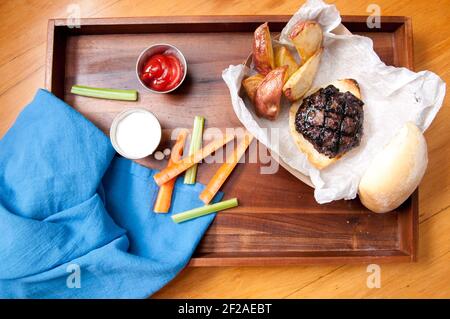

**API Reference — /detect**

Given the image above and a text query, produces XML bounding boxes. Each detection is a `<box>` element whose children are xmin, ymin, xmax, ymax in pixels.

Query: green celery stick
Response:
<box><xmin>172</xmin><ymin>198</ymin><xmax>238</xmax><ymax>223</ymax></box>
<box><xmin>71</xmin><ymin>85</ymin><xmax>138</xmax><ymax>101</ymax></box>
<box><xmin>184</xmin><ymin>116</ymin><xmax>205</xmax><ymax>184</ymax></box>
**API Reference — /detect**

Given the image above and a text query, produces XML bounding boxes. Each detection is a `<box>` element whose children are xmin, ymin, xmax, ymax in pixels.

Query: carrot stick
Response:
<box><xmin>153</xmin><ymin>133</ymin><xmax>235</xmax><ymax>186</ymax></box>
<box><xmin>153</xmin><ymin>130</ymin><xmax>188</xmax><ymax>213</ymax></box>
<box><xmin>199</xmin><ymin>133</ymin><xmax>253</xmax><ymax>204</ymax></box>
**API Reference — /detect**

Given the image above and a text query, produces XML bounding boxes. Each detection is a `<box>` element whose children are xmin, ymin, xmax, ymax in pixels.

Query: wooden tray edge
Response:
<box><xmin>189</xmin><ymin>253</ymin><xmax>412</xmax><ymax>267</ymax></box>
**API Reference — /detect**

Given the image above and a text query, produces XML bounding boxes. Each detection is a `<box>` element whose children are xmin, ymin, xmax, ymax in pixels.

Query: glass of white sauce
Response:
<box><xmin>110</xmin><ymin>108</ymin><xmax>162</xmax><ymax>159</ymax></box>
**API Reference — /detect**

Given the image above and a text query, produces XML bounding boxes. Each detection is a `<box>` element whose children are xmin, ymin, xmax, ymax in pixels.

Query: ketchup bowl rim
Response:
<box><xmin>136</xmin><ymin>43</ymin><xmax>187</xmax><ymax>94</ymax></box>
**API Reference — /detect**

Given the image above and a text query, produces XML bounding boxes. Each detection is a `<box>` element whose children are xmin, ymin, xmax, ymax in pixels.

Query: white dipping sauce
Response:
<box><xmin>111</xmin><ymin>109</ymin><xmax>161</xmax><ymax>159</ymax></box>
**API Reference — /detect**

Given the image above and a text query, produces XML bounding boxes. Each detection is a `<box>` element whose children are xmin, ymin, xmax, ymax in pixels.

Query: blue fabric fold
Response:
<box><xmin>0</xmin><ymin>89</ymin><xmax>221</xmax><ymax>298</ymax></box>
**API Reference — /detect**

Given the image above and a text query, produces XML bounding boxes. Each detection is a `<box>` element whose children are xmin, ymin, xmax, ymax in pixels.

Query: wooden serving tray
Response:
<box><xmin>45</xmin><ymin>15</ymin><xmax>416</xmax><ymax>266</ymax></box>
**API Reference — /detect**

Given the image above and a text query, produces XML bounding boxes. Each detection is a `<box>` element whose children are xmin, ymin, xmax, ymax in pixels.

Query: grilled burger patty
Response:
<box><xmin>294</xmin><ymin>84</ymin><xmax>364</xmax><ymax>158</ymax></box>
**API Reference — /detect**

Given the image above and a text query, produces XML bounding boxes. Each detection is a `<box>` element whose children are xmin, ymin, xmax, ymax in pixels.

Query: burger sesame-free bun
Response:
<box><xmin>288</xmin><ymin>79</ymin><xmax>361</xmax><ymax>170</ymax></box>
<box><xmin>358</xmin><ymin>122</ymin><xmax>428</xmax><ymax>213</ymax></box>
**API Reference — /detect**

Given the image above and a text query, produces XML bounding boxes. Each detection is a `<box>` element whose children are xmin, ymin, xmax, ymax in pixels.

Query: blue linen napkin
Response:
<box><xmin>0</xmin><ymin>89</ymin><xmax>221</xmax><ymax>298</ymax></box>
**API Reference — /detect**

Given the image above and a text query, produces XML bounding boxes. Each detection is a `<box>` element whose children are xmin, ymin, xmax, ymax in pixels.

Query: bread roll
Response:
<box><xmin>358</xmin><ymin>122</ymin><xmax>428</xmax><ymax>213</ymax></box>
<box><xmin>289</xmin><ymin>79</ymin><xmax>361</xmax><ymax>169</ymax></box>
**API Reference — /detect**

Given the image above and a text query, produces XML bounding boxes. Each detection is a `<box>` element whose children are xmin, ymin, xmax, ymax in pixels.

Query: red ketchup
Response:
<box><xmin>141</xmin><ymin>52</ymin><xmax>184</xmax><ymax>92</ymax></box>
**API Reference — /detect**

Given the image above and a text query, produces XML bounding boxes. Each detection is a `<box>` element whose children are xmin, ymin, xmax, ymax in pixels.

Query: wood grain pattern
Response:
<box><xmin>0</xmin><ymin>0</ymin><xmax>448</xmax><ymax>299</ymax></box>
<box><xmin>45</xmin><ymin>16</ymin><xmax>417</xmax><ymax>266</ymax></box>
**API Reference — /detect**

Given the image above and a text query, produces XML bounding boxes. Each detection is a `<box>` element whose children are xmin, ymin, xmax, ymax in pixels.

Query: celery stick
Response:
<box><xmin>71</xmin><ymin>85</ymin><xmax>138</xmax><ymax>101</ymax></box>
<box><xmin>172</xmin><ymin>198</ymin><xmax>238</xmax><ymax>223</ymax></box>
<box><xmin>184</xmin><ymin>116</ymin><xmax>205</xmax><ymax>184</ymax></box>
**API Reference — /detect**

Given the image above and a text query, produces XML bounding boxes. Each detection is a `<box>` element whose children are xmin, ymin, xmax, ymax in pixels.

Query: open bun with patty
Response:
<box><xmin>289</xmin><ymin>79</ymin><xmax>362</xmax><ymax>169</ymax></box>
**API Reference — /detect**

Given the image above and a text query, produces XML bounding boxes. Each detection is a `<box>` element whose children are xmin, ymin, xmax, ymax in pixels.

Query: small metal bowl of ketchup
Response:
<box><xmin>136</xmin><ymin>43</ymin><xmax>187</xmax><ymax>93</ymax></box>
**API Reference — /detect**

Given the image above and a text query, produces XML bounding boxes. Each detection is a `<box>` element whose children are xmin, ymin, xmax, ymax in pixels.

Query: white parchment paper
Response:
<box><xmin>222</xmin><ymin>0</ymin><xmax>446</xmax><ymax>204</ymax></box>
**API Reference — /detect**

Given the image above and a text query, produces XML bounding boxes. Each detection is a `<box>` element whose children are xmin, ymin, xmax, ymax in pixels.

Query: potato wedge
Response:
<box><xmin>283</xmin><ymin>48</ymin><xmax>322</xmax><ymax>101</ymax></box>
<box><xmin>242</xmin><ymin>74</ymin><xmax>265</xmax><ymax>103</ymax></box>
<box><xmin>254</xmin><ymin>66</ymin><xmax>287</xmax><ymax>120</ymax></box>
<box><xmin>253</xmin><ymin>22</ymin><xmax>275</xmax><ymax>75</ymax></box>
<box><xmin>274</xmin><ymin>46</ymin><xmax>300</xmax><ymax>80</ymax></box>
<box><xmin>289</xmin><ymin>21</ymin><xmax>323</xmax><ymax>65</ymax></box>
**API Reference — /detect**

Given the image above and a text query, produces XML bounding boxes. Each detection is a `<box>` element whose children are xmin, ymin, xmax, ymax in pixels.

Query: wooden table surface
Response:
<box><xmin>0</xmin><ymin>0</ymin><xmax>448</xmax><ymax>298</ymax></box>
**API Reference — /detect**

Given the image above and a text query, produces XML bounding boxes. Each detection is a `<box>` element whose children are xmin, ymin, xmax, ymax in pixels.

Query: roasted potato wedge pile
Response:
<box><xmin>243</xmin><ymin>21</ymin><xmax>323</xmax><ymax>120</ymax></box>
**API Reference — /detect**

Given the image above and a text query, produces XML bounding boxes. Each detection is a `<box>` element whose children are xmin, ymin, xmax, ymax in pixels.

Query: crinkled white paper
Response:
<box><xmin>222</xmin><ymin>0</ymin><xmax>446</xmax><ymax>204</ymax></box>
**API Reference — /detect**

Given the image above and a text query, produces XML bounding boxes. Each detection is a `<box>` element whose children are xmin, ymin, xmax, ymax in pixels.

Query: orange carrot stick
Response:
<box><xmin>153</xmin><ymin>130</ymin><xmax>188</xmax><ymax>213</ymax></box>
<box><xmin>199</xmin><ymin>132</ymin><xmax>253</xmax><ymax>204</ymax></box>
<box><xmin>153</xmin><ymin>133</ymin><xmax>235</xmax><ymax>186</ymax></box>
